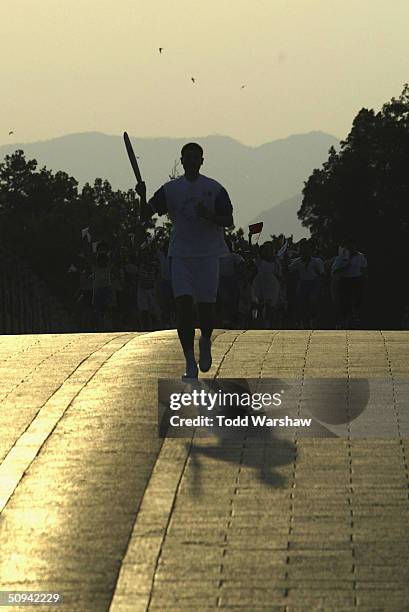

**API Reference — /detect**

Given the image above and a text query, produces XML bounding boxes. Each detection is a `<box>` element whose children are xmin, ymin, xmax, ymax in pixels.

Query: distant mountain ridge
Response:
<box><xmin>249</xmin><ymin>193</ymin><xmax>309</xmax><ymax>242</ymax></box>
<box><xmin>0</xmin><ymin>131</ymin><xmax>338</xmax><ymax>233</ymax></box>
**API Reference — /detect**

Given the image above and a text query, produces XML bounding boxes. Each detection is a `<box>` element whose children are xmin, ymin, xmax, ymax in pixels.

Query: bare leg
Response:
<box><xmin>197</xmin><ymin>302</ymin><xmax>214</xmax><ymax>339</ymax></box>
<box><xmin>197</xmin><ymin>302</ymin><xmax>214</xmax><ymax>372</ymax></box>
<box><xmin>176</xmin><ymin>294</ymin><xmax>195</xmax><ymax>350</ymax></box>
<box><xmin>176</xmin><ymin>295</ymin><xmax>197</xmax><ymax>377</ymax></box>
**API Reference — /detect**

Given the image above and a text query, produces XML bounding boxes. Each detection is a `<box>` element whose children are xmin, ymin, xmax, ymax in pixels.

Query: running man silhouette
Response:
<box><xmin>135</xmin><ymin>142</ymin><xmax>234</xmax><ymax>378</ymax></box>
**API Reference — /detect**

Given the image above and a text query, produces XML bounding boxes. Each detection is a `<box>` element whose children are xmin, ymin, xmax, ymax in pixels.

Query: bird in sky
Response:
<box><xmin>159</xmin><ymin>47</ymin><xmax>164</xmax><ymax>53</ymax></box>
<box><xmin>8</xmin><ymin>130</ymin><xmax>13</xmax><ymax>135</ymax></box>
<box><xmin>191</xmin><ymin>77</ymin><xmax>195</xmax><ymax>83</ymax></box>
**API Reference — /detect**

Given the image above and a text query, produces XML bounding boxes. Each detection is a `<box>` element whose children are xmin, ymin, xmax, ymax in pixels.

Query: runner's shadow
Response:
<box><xmin>163</xmin><ymin>379</ymin><xmax>295</xmax><ymax>495</ymax></box>
<box><xmin>159</xmin><ymin>377</ymin><xmax>370</xmax><ymax>498</ymax></box>
<box><xmin>189</xmin><ymin>431</ymin><xmax>294</xmax><ymax>493</ymax></box>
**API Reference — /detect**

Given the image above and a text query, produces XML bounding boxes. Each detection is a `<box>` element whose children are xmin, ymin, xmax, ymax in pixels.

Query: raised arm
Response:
<box><xmin>135</xmin><ymin>181</ymin><xmax>150</xmax><ymax>221</ymax></box>
<box><xmin>135</xmin><ymin>182</ymin><xmax>168</xmax><ymax>222</ymax></box>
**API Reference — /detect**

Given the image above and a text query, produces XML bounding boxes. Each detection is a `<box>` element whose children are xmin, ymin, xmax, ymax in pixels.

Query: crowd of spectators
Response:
<box><xmin>70</xmin><ymin>231</ymin><xmax>368</xmax><ymax>332</ymax></box>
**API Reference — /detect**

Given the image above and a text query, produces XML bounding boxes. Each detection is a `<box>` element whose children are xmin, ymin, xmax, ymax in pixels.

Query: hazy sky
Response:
<box><xmin>2</xmin><ymin>0</ymin><xmax>408</xmax><ymax>147</ymax></box>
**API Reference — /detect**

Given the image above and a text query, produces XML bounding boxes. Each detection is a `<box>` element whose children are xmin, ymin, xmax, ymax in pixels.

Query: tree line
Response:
<box><xmin>299</xmin><ymin>83</ymin><xmax>409</xmax><ymax>328</ymax></box>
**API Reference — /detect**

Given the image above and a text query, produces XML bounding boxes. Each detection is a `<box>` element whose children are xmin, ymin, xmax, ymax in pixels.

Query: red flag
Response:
<box><xmin>249</xmin><ymin>222</ymin><xmax>263</xmax><ymax>235</ymax></box>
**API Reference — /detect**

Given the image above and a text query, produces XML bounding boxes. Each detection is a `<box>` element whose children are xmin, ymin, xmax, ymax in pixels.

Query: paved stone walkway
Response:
<box><xmin>1</xmin><ymin>330</ymin><xmax>409</xmax><ymax>611</ymax></box>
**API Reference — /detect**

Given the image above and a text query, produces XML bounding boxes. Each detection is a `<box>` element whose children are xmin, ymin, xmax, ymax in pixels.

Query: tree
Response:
<box><xmin>0</xmin><ymin>150</ymin><xmax>157</xmax><ymax>307</ymax></box>
<box><xmin>0</xmin><ymin>150</ymin><xmax>38</xmax><ymax>215</ymax></box>
<box><xmin>298</xmin><ymin>84</ymin><xmax>409</xmax><ymax>327</ymax></box>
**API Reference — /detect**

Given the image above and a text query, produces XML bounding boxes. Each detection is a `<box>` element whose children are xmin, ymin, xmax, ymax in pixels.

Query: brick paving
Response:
<box><xmin>1</xmin><ymin>330</ymin><xmax>409</xmax><ymax>611</ymax></box>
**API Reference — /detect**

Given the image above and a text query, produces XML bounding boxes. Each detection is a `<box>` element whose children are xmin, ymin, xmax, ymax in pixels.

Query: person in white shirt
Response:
<box><xmin>331</xmin><ymin>240</ymin><xmax>367</xmax><ymax>326</ymax></box>
<box><xmin>288</xmin><ymin>241</ymin><xmax>324</xmax><ymax>328</ymax></box>
<box><xmin>218</xmin><ymin>237</ymin><xmax>244</xmax><ymax>327</ymax></box>
<box><xmin>135</xmin><ymin>142</ymin><xmax>233</xmax><ymax>378</ymax></box>
<box><xmin>253</xmin><ymin>242</ymin><xmax>282</xmax><ymax>328</ymax></box>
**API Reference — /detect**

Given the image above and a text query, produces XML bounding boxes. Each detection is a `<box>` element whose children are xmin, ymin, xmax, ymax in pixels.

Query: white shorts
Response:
<box><xmin>170</xmin><ymin>256</ymin><xmax>220</xmax><ymax>303</ymax></box>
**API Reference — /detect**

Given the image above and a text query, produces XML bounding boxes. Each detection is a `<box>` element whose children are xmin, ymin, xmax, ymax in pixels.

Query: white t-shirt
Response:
<box><xmin>289</xmin><ymin>257</ymin><xmax>324</xmax><ymax>280</ymax></box>
<box><xmin>148</xmin><ymin>174</ymin><xmax>232</xmax><ymax>258</ymax></box>
<box><xmin>253</xmin><ymin>259</ymin><xmax>281</xmax><ymax>303</ymax></box>
<box><xmin>332</xmin><ymin>252</ymin><xmax>367</xmax><ymax>277</ymax></box>
<box><xmin>219</xmin><ymin>252</ymin><xmax>244</xmax><ymax>277</ymax></box>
